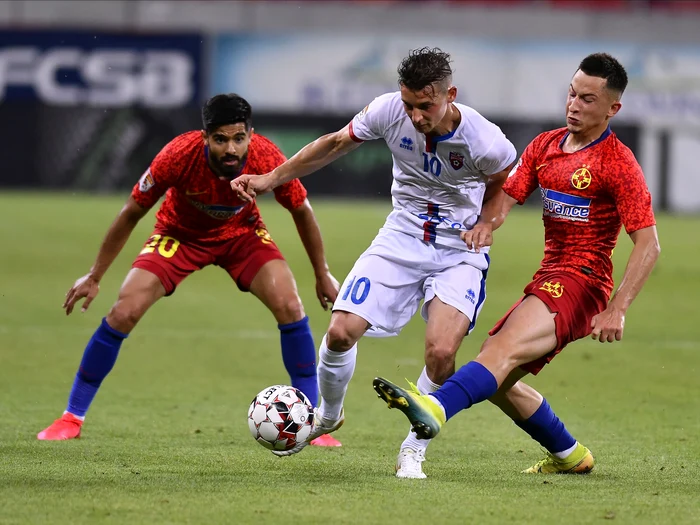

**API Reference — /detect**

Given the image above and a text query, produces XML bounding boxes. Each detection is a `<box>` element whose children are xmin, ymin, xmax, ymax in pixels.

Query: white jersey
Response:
<box><xmin>350</xmin><ymin>92</ymin><xmax>516</xmax><ymax>251</ymax></box>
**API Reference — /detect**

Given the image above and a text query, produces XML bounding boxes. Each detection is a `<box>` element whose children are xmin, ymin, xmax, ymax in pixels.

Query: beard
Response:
<box><xmin>210</xmin><ymin>152</ymin><xmax>248</xmax><ymax>179</ymax></box>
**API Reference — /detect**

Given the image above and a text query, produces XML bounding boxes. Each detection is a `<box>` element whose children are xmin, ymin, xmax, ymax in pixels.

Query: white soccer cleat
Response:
<box><xmin>395</xmin><ymin>448</ymin><xmax>427</xmax><ymax>479</ymax></box>
<box><xmin>272</xmin><ymin>408</ymin><xmax>344</xmax><ymax>457</ymax></box>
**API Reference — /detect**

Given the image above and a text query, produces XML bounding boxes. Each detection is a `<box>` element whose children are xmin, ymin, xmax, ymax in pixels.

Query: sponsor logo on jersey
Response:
<box><xmin>416</xmin><ymin>212</ymin><xmax>465</xmax><ymax>230</ymax></box>
<box><xmin>449</xmin><ymin>151</ymin><xmax>465</xmax><ymax>170</ymax></box>
<box><xmin>571</xmin><ymin>165</ymin><xmax>592</xmax><ymax>189</ymax></box>
<box><xmin>139</xmin><ymin>169</ymin><xmax>155</xmax><ymax>192</ymax></box>
<box><xmin>188</xmin><ymin>199</ymin><xmax>246</xmax><ymax>220</ymax></box>
<box><xmin>541</xmin><ymin>187</ymin><xmax>591</xmax><ymax>222</ymax></box>
<box><xmin>539</xmin><ymin>281</ymin><xmax>564</xmax><ymax>298</ymax></box>
<box><xmin>399</xmin><ymin>136</ymin><xmax>414</xmax><ymax>151</ymax></box>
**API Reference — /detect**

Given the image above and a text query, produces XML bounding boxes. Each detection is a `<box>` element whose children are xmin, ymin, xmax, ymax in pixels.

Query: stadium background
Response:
<box><xmin>1</xmin><ymin>2</ymin><xmax>699</xmax><ymax>524</ymax></box>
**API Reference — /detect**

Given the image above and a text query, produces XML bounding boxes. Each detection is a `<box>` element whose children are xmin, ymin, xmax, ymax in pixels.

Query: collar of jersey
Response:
<box><xmin>559</xmin><ymin>125</ymin><xmax>611</xmax><ymax>152</ymax></box>
<box><xmin>424</xmin><ymin>104</ymin><xmax>464</xmax><ymax>153</ymax></box>
<box><xmin>425</xmin><ymin>127</ymin><xmax>458</xmax><ymax>153</ymax></box>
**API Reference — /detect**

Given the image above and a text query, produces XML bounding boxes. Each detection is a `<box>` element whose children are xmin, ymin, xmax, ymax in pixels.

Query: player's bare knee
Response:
<box><xmin>478</xmin><ymin>336</ymin><xmax>520</xmax><ymax>375</ymax></box>
<box><xmin>270</xmin><ymin>295</ymin><xmax>305</xmax><ymax>325</ymax></box>
<box><xmin>326</xmin><ymin>320</ymin><xmax>359</xmax><ymax>352</ymax></box>
<box><xmin>106</xmin><ymin>300</ymin><xmax>144</xmax><ymax>334</ymax></box>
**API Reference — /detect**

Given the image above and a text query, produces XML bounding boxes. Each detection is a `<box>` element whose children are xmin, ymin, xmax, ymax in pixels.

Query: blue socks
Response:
<box><xmin>431</xmin><ymin>361</ymin><xmax>498</xmax><ymax>420</ymax></box>
<box><xmin>65</xmin><ymin>316</ymin><xmax>317</xmax><ymax>419</ymax></box>
<box><xmin>279</xmin><ymin>316</ymin><xmax>318</xmax><ymax>406</ymax></box>
<box><xmin>514</xmin><ymin>398</ymin><xmax>576</xmax><ymax>454</ymax></box>
<box><xmin>66</xmin><ymin>318</ymin><xmax>127</xmax><ymax>417</ymax></box>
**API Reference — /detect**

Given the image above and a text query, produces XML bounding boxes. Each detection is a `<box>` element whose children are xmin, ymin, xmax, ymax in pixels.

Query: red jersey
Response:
<box><xmin>131</xmin><ymin>131</ymin><xmax>307</xmax><ymax>242</ymax></box>
<box><xmin>502</xmin><ymin>127</ymin><xmax>655</xmax><ymax>297</ymax></box>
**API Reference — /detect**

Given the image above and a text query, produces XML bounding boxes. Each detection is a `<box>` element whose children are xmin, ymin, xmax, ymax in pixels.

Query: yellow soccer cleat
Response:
<box><xmin>522</xmin><ymin>443</ymin><xmax>595</xmax><ymax>474</ymax></box>
<box><xmin>373</xmin><ymin>377</ymin><xmax>446</xmax><ymax>439</ymax></box>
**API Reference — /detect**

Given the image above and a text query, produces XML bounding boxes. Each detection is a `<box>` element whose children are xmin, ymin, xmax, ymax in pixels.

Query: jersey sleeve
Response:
<box><xmin>501</xmin><ymin>136</ymin><xmax>542</xmax><ymax>205</ymax></box>
<box><xmin>608</xmin><ymin>159</ymin><xmax>656</xmax><ymax>234</ymax></box>
<box><xmin>130</xmin><ymin>139</ymin><xmax>181</xmax><ymax>208</ymax></box>
<box><xmin>349</xmin><ymin>92</ymin><xmax>398</xmax><ymax>142</ymax></box>
<box><xmin>475</xmin><ymin>131</ymin><xmax>517</xmax><ymax>176</ymax></box>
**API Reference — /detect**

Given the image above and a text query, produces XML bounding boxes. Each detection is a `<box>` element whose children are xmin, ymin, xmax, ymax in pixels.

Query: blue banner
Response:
<box><xmin>0</xmin><ymin>29</ymin><xmax>203</xmax><ymax>107</ymax></box>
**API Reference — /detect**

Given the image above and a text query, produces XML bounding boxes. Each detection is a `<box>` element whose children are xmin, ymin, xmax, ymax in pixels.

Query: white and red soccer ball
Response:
<box><xmin>248</xmin><ymin>385</ymin><xmax>314</xmax><ymax>451</ymax></box>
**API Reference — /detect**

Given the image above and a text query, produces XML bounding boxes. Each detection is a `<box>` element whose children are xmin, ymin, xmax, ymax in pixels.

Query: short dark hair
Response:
<box><xmin>397</xmin><ymin>47</ymin><xmax>453</xmax><ymax>93</ymax></box>
<box><xmin>578</xmin><ymin>53</ymin><xmax>629</xmax><ymax>96</ymax></box>
<box><xmin>201</xmin><ymin>93</ymin><xmax>253</xmax><ymax>133</ymax></box>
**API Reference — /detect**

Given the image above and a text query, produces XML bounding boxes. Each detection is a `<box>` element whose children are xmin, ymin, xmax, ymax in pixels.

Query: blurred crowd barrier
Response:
<box><xmin>0</xmin><ymin>1</ymin><xmax>698</xmax><ymax>212</ymax></box>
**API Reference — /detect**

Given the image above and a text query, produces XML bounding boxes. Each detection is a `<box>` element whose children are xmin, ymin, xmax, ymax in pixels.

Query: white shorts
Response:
<box><xmin>332</xmin><ymin>228</ymin><xmax>490</xmax><ymax>337</ymax></box>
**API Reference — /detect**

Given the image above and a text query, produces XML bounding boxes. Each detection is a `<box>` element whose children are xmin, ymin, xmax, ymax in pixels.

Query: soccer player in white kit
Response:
<box><xmin>232</xmin><ymin>48</ymin><xmax>516</xmax><ymax>478</ymax></box>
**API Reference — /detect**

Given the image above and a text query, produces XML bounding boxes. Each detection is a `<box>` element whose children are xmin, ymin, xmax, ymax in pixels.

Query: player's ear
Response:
<box><xmin>608</xmin><ymin>101</ymin><xmax>622</xmax><ymax>119</ymax></box>
<box><xmin>446</xmin><ymin>85</ymin><xmax>457</xmax><ymax>103</ymax></box>
<box><xmin>249</xmin><ymin>126</ymin><xmax>255</xmax><ymax>138</ymax></box>
<box><xmin>201</xmin><ymin>130</ymin><xmax>208</xmax><ymax>143</ymax></box>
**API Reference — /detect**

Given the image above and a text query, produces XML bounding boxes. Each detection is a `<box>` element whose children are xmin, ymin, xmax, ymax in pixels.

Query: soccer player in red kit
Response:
<box><xmin>37</xmin><ymin>94</ymin><xmax>341</xmax><ymax>447</ymax></box>
<box><xmin>374</xmin><ymin>53</ymin><xmax>661</xmax><ymax>474</ymax></box>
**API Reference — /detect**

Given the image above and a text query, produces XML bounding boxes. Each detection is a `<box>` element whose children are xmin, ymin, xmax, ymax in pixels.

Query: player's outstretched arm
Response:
<box><xmin>590</xmin><ymin>225</ymin><xmax>661</xmax><ymax>342</ymax></box>
<box><xmin>231</xmin><ymin>124</ymin><xmax>362</xmax><ymax>202</ymax></box>
<box><xmin>63</xmin><ymin>196</ymin><xmax>150</xmax><ymax>315</ymax></box>
<box><xmin>289</xmin><ymin>199</ymin><xmax>340</xmax><ymax>310</ymax></box>
<box><xmin>460</xmin><ymin>163</ymin><xmax>515</xmax><ymax>252</ymax></box>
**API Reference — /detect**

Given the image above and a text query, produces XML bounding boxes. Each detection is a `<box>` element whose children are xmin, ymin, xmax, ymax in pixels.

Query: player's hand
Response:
<box><xmin>63</xmin><ymin>274</ymin><xmax>100</xmax><ymax>315</ymax></box>
<box><xmin>461</xmin><ymin>223</ymin><xmax>493</xmax><ymax>253</ymax></box>
<box><xmin>590</xmin><ymin>305</ymin><xmax>625</xmax><ymax>343</ymax></box>
<box><xmin>230</xmin><ymin>174</ymin><xmax>274</xmax><ymax>203</ymax></box>
<box><xmin>315</xmin><ymin>271</ymin><xmax>340</xmax><ymax>311</ymax></box>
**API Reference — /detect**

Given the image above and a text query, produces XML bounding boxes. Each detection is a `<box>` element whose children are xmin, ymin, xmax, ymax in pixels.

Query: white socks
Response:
<box><xmin>64</xmin><ymin>411</ymin><xmax>85</xmax><ymax>421</ymax></box>
<box><xmin>400</xmin><ymin>367</ymin><xmax>440</xmax><ymax>452</ymax></box>
<box><xmin>317</xmin><ymin>335</ymin><xmax>357</xmax><ymax>422</ymax></box>
<box><xmin>553</xmin><ymin>442</ymin><xmax>579</xmax><ymax>459</ymax></box>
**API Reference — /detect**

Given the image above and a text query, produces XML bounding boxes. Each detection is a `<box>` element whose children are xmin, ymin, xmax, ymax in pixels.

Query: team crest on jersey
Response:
<box><xmin>449</xmin><ymin>152</ymin><xmax>464</xmax><ymax>170</ymax></box>
<box><xmin>539</xmin><ymin>281</ymin><xmax>564</xmax><ymax>298</ymax></box>
<box><xmin>139</xmin><ymin>169</ymin><xmax>155</xmax><ymax>192</ymax></box>
<box><xmin>571</xmin><ymin>165</ymin><xmax>592</xmax><ymax>190</ymax></box>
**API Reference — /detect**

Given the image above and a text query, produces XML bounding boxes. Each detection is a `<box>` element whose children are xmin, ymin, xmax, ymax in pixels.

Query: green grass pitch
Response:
<box><xmin>0</xmin><ymin>192</ymin><xmax>698</xmax><ymax>524</ymax></box>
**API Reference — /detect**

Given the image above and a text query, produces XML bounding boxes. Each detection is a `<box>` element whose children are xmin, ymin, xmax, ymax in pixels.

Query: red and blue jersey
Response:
<box><xmin>503</xmin><ymin>127</ymin><xmax>656</xmax><ymax>297</ymax></box>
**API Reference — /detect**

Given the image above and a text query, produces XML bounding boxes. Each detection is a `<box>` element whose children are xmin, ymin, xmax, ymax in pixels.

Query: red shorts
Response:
<box><xmin>132</xmin><ymin>223</ymin><xmax>284</xmax><ymax>295</ymax></box>
<box><xmin>489</xmin><ymin>271</ymin><xmax>609</xmax><ymax>375</ymax></box>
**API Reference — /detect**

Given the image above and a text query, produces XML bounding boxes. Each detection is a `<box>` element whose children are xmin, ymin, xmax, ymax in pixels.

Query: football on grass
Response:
<box><xmin>248</xmin><ymin>385</ymin><xmax>314</xmax><ymax>451</ymax></box>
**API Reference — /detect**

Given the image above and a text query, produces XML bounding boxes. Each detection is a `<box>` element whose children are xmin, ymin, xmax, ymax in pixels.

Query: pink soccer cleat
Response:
<box><xmin>37</xmin><ymin>413</ymin><xmax>83</xmax><ymax>440</ymax></box>
<box><xmin>310</xmin><ymin>433</ymin><xmax>342</xmax><ymax>447</ymax></box>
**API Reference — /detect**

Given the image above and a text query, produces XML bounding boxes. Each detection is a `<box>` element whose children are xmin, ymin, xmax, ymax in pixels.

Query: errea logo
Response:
<box><xmin>400</xmin><ymin>137</ymin><xmax>414</xmax><ymax>151</ymax></box>
<box><xmin>465</xmin><ymin>288</ymin><xmax>476</xmax><ymax>304</ymax></box>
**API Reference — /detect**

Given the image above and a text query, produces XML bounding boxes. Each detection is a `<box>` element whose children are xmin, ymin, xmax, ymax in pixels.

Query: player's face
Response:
<box><xmin>566</xmin><ymin>70</ymin><xmax>622</xmax><ymax>135</ymax></box>
<box><xmin>400</xmin><ymin>83</ymin><xmax>456</xmax><ymax>134</ymax></box>
<box><xmin>202</xmin><ymin>123</ymin><xmax>252</xmax><ymax>178</ymax></box>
